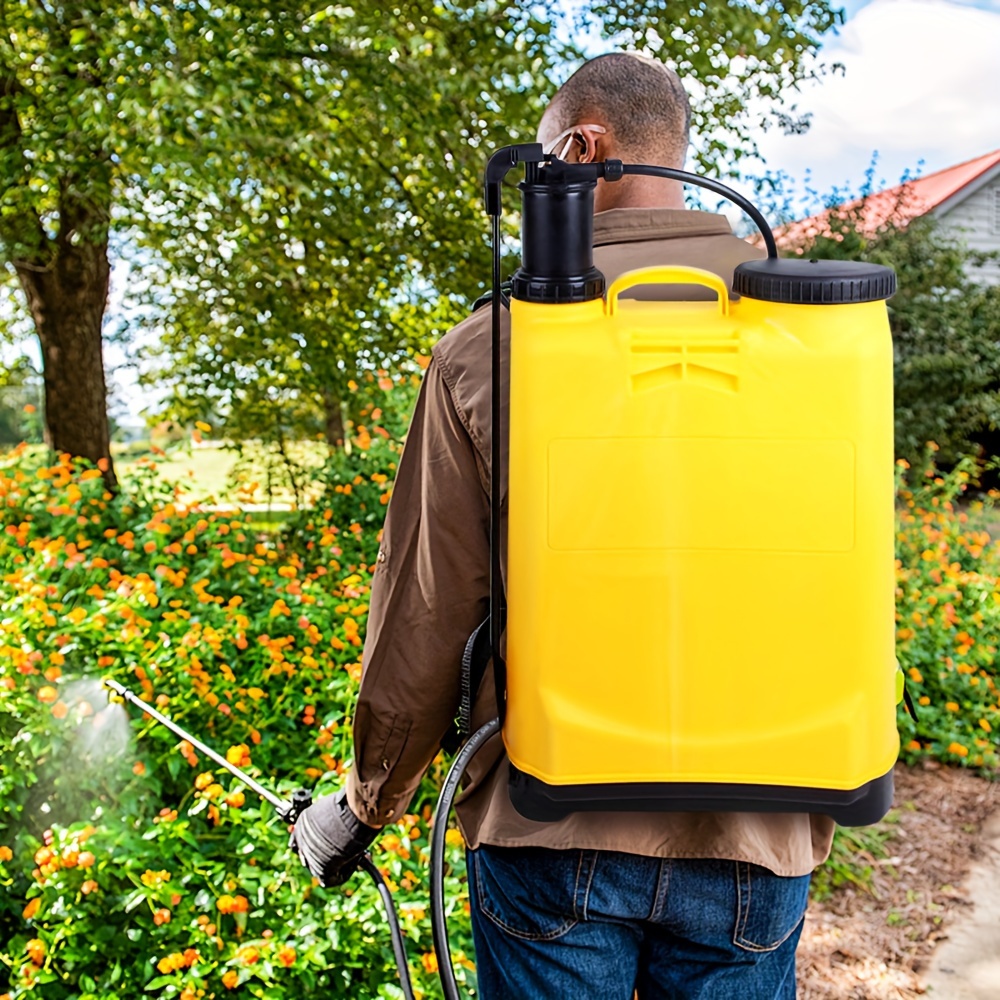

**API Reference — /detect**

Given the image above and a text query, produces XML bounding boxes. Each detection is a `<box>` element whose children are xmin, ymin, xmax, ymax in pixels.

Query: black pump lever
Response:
<box><xmin>484</xmin><ymin>143</ymin><xmax>545</xmax><ymax>216</ymax></box>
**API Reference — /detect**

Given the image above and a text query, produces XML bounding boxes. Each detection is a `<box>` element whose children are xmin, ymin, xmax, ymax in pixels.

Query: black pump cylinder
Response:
<box><xmin>511</xmin><ymin>176</ymin><xmax>605</xmax><ymax>303</ymax></box>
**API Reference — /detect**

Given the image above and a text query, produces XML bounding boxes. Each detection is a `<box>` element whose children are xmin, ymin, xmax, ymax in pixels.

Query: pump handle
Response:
<box><xmin>606</xmin><ymin>266</ymin><xmax>730</xmax><ymax>317</ymax></box>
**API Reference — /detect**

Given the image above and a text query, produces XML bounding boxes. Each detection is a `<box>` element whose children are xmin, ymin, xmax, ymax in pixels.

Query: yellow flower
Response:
<box><xmin>195</xmin><ymin>421</ymin><xmax>212</xmax><ymax>432</ymax></box>
<box><xmin>141</xmin><ymin>869</ymin><xmax>171</xmax><ymax>888</ymax></box>
<box><xmin>157</xmin><ymin>952</ymin><xmax>186</xmax><ymax>974</ymax></box>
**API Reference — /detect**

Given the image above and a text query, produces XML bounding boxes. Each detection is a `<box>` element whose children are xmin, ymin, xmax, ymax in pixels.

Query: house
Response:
<box><xmin>772</xmin><ymin>148</ymin><xmax>1000</xmax><ymax>285</ymax></box>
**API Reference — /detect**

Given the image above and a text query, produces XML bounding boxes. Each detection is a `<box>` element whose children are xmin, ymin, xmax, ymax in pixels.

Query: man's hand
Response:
<box><xmin>290</xmin><ymin>788</ymin><xmax>380</xmax><ymax>887</ymax></box>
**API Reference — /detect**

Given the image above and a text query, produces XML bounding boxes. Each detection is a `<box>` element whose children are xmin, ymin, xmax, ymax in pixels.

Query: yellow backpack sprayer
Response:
<box><xmin>104</xmin><ymin>143</ymin><xmax>900</xmax><ymax>1000</ymax></box>
<box><xmin>482</xmin><ymin>144</ymin><xmax>901</xmax><ymax>828</ymax></box>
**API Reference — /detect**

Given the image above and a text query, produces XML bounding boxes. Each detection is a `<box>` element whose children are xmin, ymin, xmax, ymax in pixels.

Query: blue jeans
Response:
<box><xmin>467</xmin><ymin>846</ymin><xmax>810</xmax><ymax>999</ymax></box>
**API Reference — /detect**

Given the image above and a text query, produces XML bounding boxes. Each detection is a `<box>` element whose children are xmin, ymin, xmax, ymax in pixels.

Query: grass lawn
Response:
<box><xmin>115</xmin><ymin>440</ymin><xmax>330</xmax><ymax>505</ymax></box>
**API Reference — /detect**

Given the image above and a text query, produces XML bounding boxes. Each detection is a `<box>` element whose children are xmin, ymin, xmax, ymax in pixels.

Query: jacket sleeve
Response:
<box><xmin>346</xmin><ymin>356</ymin><xmax>490</xmax><ymax>825</ymax></box>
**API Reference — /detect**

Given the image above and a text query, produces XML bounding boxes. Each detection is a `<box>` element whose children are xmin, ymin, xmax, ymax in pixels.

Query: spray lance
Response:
<box><xmin>101</xmin><ymin>678</ymin><xmax>416</xmax><ymax>1000</ymax></box>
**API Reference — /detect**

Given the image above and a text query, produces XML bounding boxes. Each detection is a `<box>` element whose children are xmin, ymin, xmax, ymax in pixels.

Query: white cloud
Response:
<box><xmin>752</xmin><ymin>0</ymin><xmax>1000</xmax><ymax>194</ymax></box>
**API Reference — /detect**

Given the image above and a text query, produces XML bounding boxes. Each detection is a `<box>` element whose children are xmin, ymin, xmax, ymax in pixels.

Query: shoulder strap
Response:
<box><xmin>472</xmin><ymin>281</ymin><xmax>511</xmax><ymax>314</ymax></box>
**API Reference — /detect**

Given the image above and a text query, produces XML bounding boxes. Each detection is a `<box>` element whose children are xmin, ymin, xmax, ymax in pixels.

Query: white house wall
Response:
<box><xmin>937</xmin><ymin>174</ymin><xmax>1000</xmax><ymax>286</ymax></box>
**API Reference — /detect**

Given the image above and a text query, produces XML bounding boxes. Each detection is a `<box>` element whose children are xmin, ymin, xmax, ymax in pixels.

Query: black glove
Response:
<box><xmin>289</xmin><ymin>788</ymin><xmax>380</xmax><ymax>887</ymax></box>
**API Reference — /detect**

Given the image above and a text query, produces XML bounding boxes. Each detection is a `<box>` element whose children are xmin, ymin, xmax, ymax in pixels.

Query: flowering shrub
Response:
<box><xmin>894</xmin><ymin>452</ymin><xmax>1000</xmax><ymax>767</ymax></box>
<box><xmin>0</xmin><ymin>444</ymin><xmax>473</xmax><ymax>999</ymax></box>
<box><xmin>3</xmin><ymin>432</ymin><xmax>1000</xmax><ymax>998</ymax></box>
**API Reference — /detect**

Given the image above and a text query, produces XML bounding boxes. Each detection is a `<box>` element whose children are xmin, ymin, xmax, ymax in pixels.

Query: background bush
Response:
<box><xmin>0</xmin><ymin>406</ymin><xmax>474</xmax><ymax>999</ymax></box>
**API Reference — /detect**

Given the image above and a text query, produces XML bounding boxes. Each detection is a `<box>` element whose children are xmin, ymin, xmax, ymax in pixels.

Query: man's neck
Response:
<box><xmin>595</xmin><ymin>173</ymin><xmax>685</xmax><ymax>213</ymax></box>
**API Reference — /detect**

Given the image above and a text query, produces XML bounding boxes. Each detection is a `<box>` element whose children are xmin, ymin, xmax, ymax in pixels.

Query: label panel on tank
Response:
<box><xmin>547</xmin><ymin>437</ymin><xmax>855</xmax><ymax>552</ymax></box>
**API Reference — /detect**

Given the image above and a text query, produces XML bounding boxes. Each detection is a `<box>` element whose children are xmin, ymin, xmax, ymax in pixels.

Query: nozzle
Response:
<box><xmin>103</xmin><ymin>677</ymin><xmax>128</xmax><ymax>704</ymax></box>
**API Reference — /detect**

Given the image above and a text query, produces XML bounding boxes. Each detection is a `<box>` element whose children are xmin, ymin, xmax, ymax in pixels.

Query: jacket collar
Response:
<box><xmin>593</xmin><ymin>207</ymin><xmax>733</xmax><ymax>247</ymax></box>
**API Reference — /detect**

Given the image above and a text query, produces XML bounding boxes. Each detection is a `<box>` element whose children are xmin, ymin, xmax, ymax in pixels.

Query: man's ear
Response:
<box><xmin>576</xmin><ymin>124</ymin><xmax>608</xmax><ymax>164</ymax></box>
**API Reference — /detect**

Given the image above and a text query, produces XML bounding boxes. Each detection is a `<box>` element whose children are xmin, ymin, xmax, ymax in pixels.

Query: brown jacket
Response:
<box><xmin>346</xmin><ymin>207</ymin><xmax>836</xmax><ymax>877</ymax></box>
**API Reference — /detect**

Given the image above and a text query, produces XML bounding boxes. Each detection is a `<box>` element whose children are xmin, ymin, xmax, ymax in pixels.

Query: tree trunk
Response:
<box><xmin>15</xmin><ymin>195</ymin><xmax>116</xmax><ymax>489</ymax></box>
<box><xmin>323</xmin><ymin>387</ymin><xmax>345</xmax><ymax>448</ymax></box>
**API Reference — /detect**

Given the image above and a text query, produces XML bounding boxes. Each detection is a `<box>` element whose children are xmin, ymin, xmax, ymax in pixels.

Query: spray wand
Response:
<box><xmin>102</xmin><ymin>677</ymin><xmax>415</xmax><ymax>1000</ymax></box>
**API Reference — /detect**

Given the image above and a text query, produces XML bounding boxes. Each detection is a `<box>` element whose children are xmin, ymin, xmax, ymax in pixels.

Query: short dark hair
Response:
<box><xmin>546</xmin><ymin>53</ymin><xmax>691</xmax><ymax>164</ymax></box>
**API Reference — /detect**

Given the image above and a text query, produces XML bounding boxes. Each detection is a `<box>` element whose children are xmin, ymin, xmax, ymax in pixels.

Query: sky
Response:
<box><xmin>749</xmin><ymin>0</ymin><xmax>1000</xmax><ymax>198</ymax></box>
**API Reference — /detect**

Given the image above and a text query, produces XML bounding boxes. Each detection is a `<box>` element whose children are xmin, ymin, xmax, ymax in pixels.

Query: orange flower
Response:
<box><xmin>37</xmin><ymin>686</ymin><xmax>58</xmax><ymax>704</ymax></box>
<box><xmin>217</xmin><ymin>894</ymin><xmax>249</xmax><ymax>915</ymax></box>
<box><xmin>238</xmin><ymin>945</ymin><xmax>259</xmax><ymax>965</ymax></box>
<box><xmin>906</xmin><ymin>740</ymin><xmax>921</xmax><ymax>751</ymax></box>
<box><xmin>421</xmin><ymin>952</ymin><xmax>438</xmax><ymax>974</ymax></box>
<box><xmin>948</xmin><ymin>742</ymin><xmax>970</xmax><ymax>758</ymax></box>
<box><xmin>22</xmin><ymin>898</ymin><xmax>40</xmax><ymax>920</ymax></box>
<box><xmin>225</xmin><ymin>791</ymin><xmax>245</xmax><ymax>808</ymax></box>
<box><xmin>26</xmin><ymin>939</ymin><xmax>45</xmax><ymax>966</ymax></box>
<box><xmin>77</xmin><ymin>851</ymin><xmax>95</xmax><ymax>869</ymax></box>
<box><xmin>980</xmin><ymin>719</ymin><xmax>992</xmax><ymax>733</ymax></box>
<box><xmin>195</xmin><ymin>772</ymin><xmax>214</xmax><ymax>791</ymax></box>
<box><xmin>0</xmin><ymin>846</ymin><xmax>13</xmax><ymax>862</ymax></box>
<box><xmin>277</xmin><ymin>946</ymin><xmax>296</xmax><ymax>967</ymax></box>
<box><xmin>222</xmin><ymin>970</ymin><xmax>239</xmax><ymax>989</ymax></box>
<box><xmin>133</xmin><ymin>761</ymin><xmax>146</xmax><ymax>776</ymax></box>
<box><xmin>81</xmin><ymin>880</ymin><xmax>98</xmax><ymax>894</ymax></box>
<box><xmin>225</xmin><ymin>744</ymin><xmax>251</xmax><ymax>767</ymax></box>
<box><xmin>946</xmin><ymin>702</ymin><xmax>959</xmax><ymax>712</ymax></box>
<box><xmin>153</xmin><ymin>908</ymin><xmax>171</xmax><ymax>926</ymax></box>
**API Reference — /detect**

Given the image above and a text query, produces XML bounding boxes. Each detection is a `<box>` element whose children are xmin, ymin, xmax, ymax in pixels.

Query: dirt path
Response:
<box><xmin>797</xmin><ymin>763</ymin><xmax>999</xmax><ymax>999</ymax></box>
<box><xmin>922</xmin><ymin>811</ymin><xmax>1000</xmax><ymax>998</ymax></box>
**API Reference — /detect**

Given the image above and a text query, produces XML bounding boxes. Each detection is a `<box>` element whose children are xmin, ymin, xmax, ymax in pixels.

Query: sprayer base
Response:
<box><xmin>508</xmin><ymin>765</ymin><xmax>894</xmax><ymax>827</ymax></box>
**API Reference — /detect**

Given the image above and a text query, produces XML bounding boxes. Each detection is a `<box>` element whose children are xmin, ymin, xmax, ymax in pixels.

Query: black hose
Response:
<box><xmin>359</xmin><ymin>853</ymin><xmax>416</xmax><ymax>1000</ymax></box>
<box><xmin>619</xmin><ymin>164</ymin><xmax>778</xmax><ymax>259</ymax></box>
<box><xmin>430</xmin><ymin>719</ymin><xmax>502</xmax><ymax>1000</ymax></box>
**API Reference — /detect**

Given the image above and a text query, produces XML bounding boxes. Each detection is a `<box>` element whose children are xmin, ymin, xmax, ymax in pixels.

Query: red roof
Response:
<box><xmin>770</xmin><ymin>148</ymin><xmax>1000</xmax><ymax>252</ymax></box>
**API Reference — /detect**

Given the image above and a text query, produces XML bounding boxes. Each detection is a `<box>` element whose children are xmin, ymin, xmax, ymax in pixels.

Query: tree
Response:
<box><xmin>0</xmin><ymin>1</ymin><xmax>845</xmax><ymax>476</ymax></box>
<box><xmin>139</xmin><ymin>2</ymin><xmax>846</xmax><ymax>453</ymax></box>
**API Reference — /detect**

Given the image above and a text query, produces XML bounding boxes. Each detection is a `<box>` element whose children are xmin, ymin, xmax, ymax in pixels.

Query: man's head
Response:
<box><xmin>537</xmin><ymin>53</ymin><xmax>691</xmax><ymax>211</ymax></box>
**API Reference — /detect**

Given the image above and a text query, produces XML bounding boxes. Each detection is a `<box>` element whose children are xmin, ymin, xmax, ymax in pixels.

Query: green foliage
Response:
<box><xmin>894</xmin><ymin>453</ymin><xmax>1000</xmax><ymax>768</ymax></box>
<box><xmin>0</xmin><ymin>439</ymin><xmax>471</xmax><ymax>999</ymax></box>
<box><xmin>793</xmin><ymin>191</ymin><xmax>1000</xmax><ymax>467</ymax></box>
<box><xmin>0</xmin><ymin>0</ymin><xmax>847</xmax><ymax>458</ymax></box>
<box><xmin>811</xmin><ymin>815</ymin><xmax>897</xmax><ymax>902</ymax></box>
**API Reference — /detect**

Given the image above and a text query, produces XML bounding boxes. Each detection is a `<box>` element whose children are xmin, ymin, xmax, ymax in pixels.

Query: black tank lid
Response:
<box><xmin>733</xmin><ymin>258</ymin><xmax>896</xmax><ymax>304</ymax></box>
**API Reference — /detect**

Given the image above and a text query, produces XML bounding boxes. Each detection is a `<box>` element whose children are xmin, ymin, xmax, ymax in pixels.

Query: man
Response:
<box><xmin>293</xmin><ymin>53</ymin><xmax>833</xmax><ymax>999</ymax></box>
